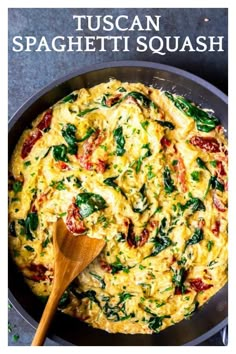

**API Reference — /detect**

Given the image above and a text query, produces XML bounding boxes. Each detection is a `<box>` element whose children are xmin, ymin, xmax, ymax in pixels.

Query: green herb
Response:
<box><xmin>8</xmin><ymin>322</ymin><xmax>13</xmax><ymax>333</ymax></box>
<box><xmin>8</xmin><ymin>303</ymin><xmax>13</xmax><ymax>310</ymax></box>
<box><xmin>113</xmin><ymin>126</ymin><xmax>126</xmax><ymax>156</ymax></box>
<box><xmin>139</xmin><ymin>264</ymin><xmax>146</xmax><ymax>270</ymax></box>
<box><xmin>147</xmin><ymin>165</ymin><xmax>156</xmax><ymax>180</ymax></box>
<box><xmin>163</xmin><ymin>167</ymin><xmax>176</xmax><ymax>194</ymax></box>
<box><xmin>77</xmin><ymin>107</ymin><xmax>98</xmax><ymax>117</ymax></box>
<box><xmin>210</xmin><ymin>160</ymin><xmax>217</xmax><ymax>167</ymax></box>
<box><xmin>43</xmin><ymin>146</ymin><xmax>52</xmax><ymax>158</ymax></box>
<box><xmin>12</xmin><ymin>334</ymin><xmax>20</xmax><ymax>342</ymax></box>
<box><xmin>207</xmin><ymin>240</ymin><xmax>214</xmax><ymax>252</ymax></box>
<box><xmin>13</xmin><ymin>181</ymin><xmax>23</xmax><ymax>194</ymax></box>
<box><xmin>141</xmin><ymin>121</ymin><xmax>149</xmax><ymax>131</ymax></box>
<box><xmin>62</xmin><ymin>93</ymin><xmax>78</xmax><ymax>103</ymax></box>
<box><xmin>24</xmin><ymin>161</ymin><xmax>31</xmax><ymax>167</ymax></box>
<box><xmin>118</xmin><ymin>87</ymin><xmax>127</xmax><ymax>92</ymax></box>
<box><xmin>50</xmin><ymin>179</ymin><xmax>66</xmax><ymax>190</ymax></box>
<box><xmin>156</xmin><ymin>120</ymin><xmax>175</xmax><ymax>130</ymax></box>
<box><xmin>75</xmin><ymin>193</ymin><xmax>107</xmax><ymax>218</ymax></box>
<box><xmin>52</xmin><ymin>144</ymin><xmax>69</xmax><ymax>162</ymax></box>
<box><xmin>185</xmin><ymin>228</ymin><xmax>203</xmax><ymax>250</ymax></box>
<box><xmin>24</xmin><ymin>245</ymin><xmax>35</xmax><ymax>252</ymax></box>
<box><xmin>89</xmin><ymin>272</ymin><xmax>106</xmax><ymax>289</ymax></box>
<box><xmin>191</xmin><ymin>171</ymin><xmax>200</xmax><ymax>182</ymax></box>
<box><xmin>165</xmin><ymin>92</ymin><xmax>219</xmax><ymax>132</ymax></box>
<box><xmin>118</xmin><ymin>292</ymin><xmax>133</xmax><ymax>304</ymax></box>
<box><xmin>103</xmin><ymin>176</ymin><xmax>127</xmax><ymax>199</ymax></box>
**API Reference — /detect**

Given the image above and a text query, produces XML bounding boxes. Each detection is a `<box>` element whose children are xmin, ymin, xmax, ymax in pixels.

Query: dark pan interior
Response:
<box><xmin>8</xmin><ymin>61</ymin><xmax>228</xmax><ymax>346</ymax></box>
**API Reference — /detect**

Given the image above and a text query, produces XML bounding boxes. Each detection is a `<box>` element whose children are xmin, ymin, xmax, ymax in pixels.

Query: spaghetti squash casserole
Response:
<box><xmin>8</xmin><ymin>80</ymin><xmax>228</xmax><ymax>334</ymax></box>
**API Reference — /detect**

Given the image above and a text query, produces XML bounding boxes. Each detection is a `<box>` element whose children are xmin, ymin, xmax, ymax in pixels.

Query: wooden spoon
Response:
<box><xmin>31</xmin><ymin>218</ymin><xmax>105</xmax><ymax>346</ymax></box>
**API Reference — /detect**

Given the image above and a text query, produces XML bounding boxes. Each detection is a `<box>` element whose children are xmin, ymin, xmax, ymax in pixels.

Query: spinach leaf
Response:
<box><xmin>178</xmin><ymin>197</ymin><xmax>205</xmax><ymax>214</ymax></box>
<box><xmin>146</xmin><ymin>218</ymin><xmax>172</xmax><ymax>258</ymax></box>
<box><xmin>62</xmin><ymin>93</ymin><xmax>78</xmax><ymax>103</ymax></box>
<box><xmin>125</xmin><ymin>91</ymin><xmax>153</xmax><ymax>108</ymax></box>
<box><xmin>163</xmin><ymin>167</ymin><xmax>176</xmax><ymax>194</ymax></box>
<box><xmin>9</xmin><ymin>221</ymin><xmax>17</xmax><ymax>237</ymax></box>
<box><xmin>144</xmin><ymin>307</ymin><xmax>171</xmax><ymax>332</ymax></box>
<box><xmin>77</xmin><ymin>127</ymin><xmax>96</xmax><ymax>142</ymax></box>
<box><xmin>172</xmin><ymin>267</ymin><xmax>186</xmax><ymax>293</ymax></box>
<box><xmin>135</xmin><ymin>144</ymin><xmax>152</xmax><ymax>173</ymax></box>
<box><xmin>89</xmin><ymin>272</ymin><xmax>106</xmax><ymax>289</ymax></box>
<box><xmin>209</xmin><ymin>176</ymin><xmax>224</xmax><ymax>192</ymax></box>
<box><xmin>77</xmin><ymin>108</ymin><xmax>98</xmax><ymax>117</ymax></box>
<box><xmin>42</xmin><ymin>235</ymin><xmax>51</xmax><ymax>248</ymax></box>
<box><xmin>165</xmin><ymin>92</ymin><xmax>220</xmax><ymax>132</ymax></box>
<box><xmin>76</xmin><ymin>290</ymin><xmax>100</xmax><ymax>307</ymax></box>
<box><xmin>118</xmin><ymin>292</ymin><xmax>133</xmax><ymax>304</ymax></box>
<box><xmin>149</xmin><ymin>236</ymin><xmax>172</xmax><ymax>257</ymax></box>
<box><xmin>13</xmin><ymin>181</ymin><xmax>23</xmax><ymax>194</ymax></box>
<box><xmin>156</xmin><ymin>120</ymin><xmax>175</xmax><ymax>130</ymax></box>
<box><xmin>185</xmin><ymin>228</ymin><xmax>203</xmax><ymax>250</ymax></box>
<box><xmin>118</xmin><ymin>87</ymin><xmax>127</xmax><ymax>92</ymax></box>
<box><xmin>196</xmin><ymin>157</ymin><xmax>209</xmax><ymax>171</ymax></box>
<box><xmin>103</xmin><ymin>176</ymin><xmax>127</xmax><ymax>199</ymax></box>
<box><xmin>53</xmin><ymin>144</ymin><xmax>69</xmax><ymax>162</ymax></box>
<box><xmin>110</xmin><ymin>256</ymin><xmax>130</xmax><ymax>274</ymax></box>
<box><xmin>113</xmin><ymin>126</ymin><xmax>126</xmax><ymax>156</ymax></box>
<box><xmin>102</xmin><ymin>293</ymin><xmax>135</xmax><ymax>322</ymax></box>
<box><xmin>184</xmin><ymin>301</ymin><xmax>199</xmax><ymax>318</ymax></box>
<box><xmin>23</xmin><ymin>212</ymin><xmax>38</xmax><ymax>241</ymax></box>
<box><xmin>58</xmin><ymin>290</ymin><xmax>70</xmax><ymax>309</ymax></box>
<box><xmin>75</xmin><ymin>193</ymin><xmax>107</xmax><ymax>218</ymax></box>
<box><xmin>132</xmin><ymin>184</ymin><xmax>149</xmax><ymax>213</ymax></box>
<box><xmin>62</xmin><ymin>124</ymin><xmax>77</xmax><ymax>154</ymax></box>
<box><xmin>24</xmin><ymin>245</ymin><xmax>34</xmax><ymax>252</ymax></box>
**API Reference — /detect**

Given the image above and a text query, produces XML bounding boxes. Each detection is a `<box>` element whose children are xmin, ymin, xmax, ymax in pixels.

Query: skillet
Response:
<box><xmin>8</xmin><ymin>61</ymin><xmax>228</xmax><ymax>346</ymax></box>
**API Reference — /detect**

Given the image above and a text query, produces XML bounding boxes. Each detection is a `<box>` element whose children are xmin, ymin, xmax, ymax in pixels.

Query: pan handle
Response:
<box><xmin>221</xmin><ymin>326</ymin><xmax>228</xmax><ymax>346</ymax></box>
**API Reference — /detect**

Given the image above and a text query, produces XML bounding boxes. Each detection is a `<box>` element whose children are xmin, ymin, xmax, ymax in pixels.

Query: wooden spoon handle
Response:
<box><xmin>31</xmin><ymin>288</ymin><xmax>63</xmax><ymax>346</ymax></box>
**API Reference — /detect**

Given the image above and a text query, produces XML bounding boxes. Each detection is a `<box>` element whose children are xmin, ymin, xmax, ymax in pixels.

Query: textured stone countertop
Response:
<box><xmin>8</xmin><ymin>8</ymin><xmax>227</xmax><ymax>346</ymax></box>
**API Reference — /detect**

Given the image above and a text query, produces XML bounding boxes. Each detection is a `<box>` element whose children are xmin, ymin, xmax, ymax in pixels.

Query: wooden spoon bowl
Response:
<box><xmin>31</xmin><ymin>218</ymin><xmax>105</xmax><ymax>346</ymax></box>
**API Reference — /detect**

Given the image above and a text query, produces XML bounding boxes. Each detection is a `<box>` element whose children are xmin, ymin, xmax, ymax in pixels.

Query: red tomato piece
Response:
<box><xmin>213</xmin><ymin>193</ymin><xmax>227</xmax><ymax>212</ymax></box>
<box><xmin>189</xmin><ymin>278</ymin><xmax>213</xmax><ymax>292</ymax></box>
<box><xmin>21</xmin><ymin>129</ymin><xmax>43</xmax><ymax>159</ymax></box>
<box><xmin>66</xmin><ymin>202</ymin><xmax>87</xmax><ymax>235</ymax></box>
<box><xmin>36</xmin><ymin>109</ymin><xmax>53</xmax><ymax>131</ymax></box>
<box><xmin>190</xmin><ymin>136</ymin><xmax>220</xmax><ymax>153</ymax></box>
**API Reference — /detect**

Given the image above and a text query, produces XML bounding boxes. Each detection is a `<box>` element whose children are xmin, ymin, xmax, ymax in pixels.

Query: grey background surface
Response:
<box><xmin>8</xmin><ymin>8</ymin><xmax>227</xmax><ymax>346</ymax></box>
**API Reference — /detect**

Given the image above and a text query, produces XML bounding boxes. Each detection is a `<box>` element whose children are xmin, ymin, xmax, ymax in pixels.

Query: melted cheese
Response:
<box><xmin>8</xmin><ymin>80</ymin><xmax>228</xmax><ymax>334</ymax></box>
